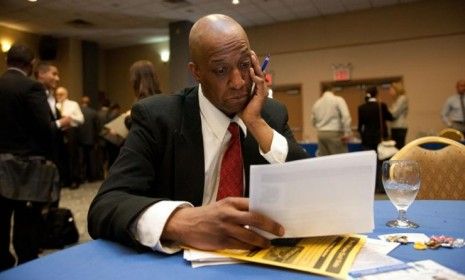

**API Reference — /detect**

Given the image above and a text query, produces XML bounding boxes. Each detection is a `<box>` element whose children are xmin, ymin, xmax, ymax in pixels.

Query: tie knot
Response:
<box><xmin>228</xmin><ymin>122</ymin><xmax>239</xmax><ymax>138</ymax></box>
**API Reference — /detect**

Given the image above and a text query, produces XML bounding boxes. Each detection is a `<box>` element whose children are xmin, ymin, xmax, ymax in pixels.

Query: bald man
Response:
<box><xmin>88</xmin><ymin>14</ymin><xmax>308</xmax><ymax>253</ymax></box>
<box><xmin>441</xmin><ymin>80</ymin><xmax>465</xmax><ymax>134</ymax></box>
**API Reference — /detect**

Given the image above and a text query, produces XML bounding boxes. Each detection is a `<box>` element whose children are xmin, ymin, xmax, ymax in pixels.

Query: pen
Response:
<box><xmin>261</xmin><ymin>54</ymin><xmax>270</xmax><ymax>72</ymax></box>
<box><xmin>349</xmin><ymin>263</ymin><xmax>411</xmax><ymax>278</ymax></box>
<box><xmin>250</xmin><ymin>54</ymin><xmax>270</xmax><ymax>95</ymax></box>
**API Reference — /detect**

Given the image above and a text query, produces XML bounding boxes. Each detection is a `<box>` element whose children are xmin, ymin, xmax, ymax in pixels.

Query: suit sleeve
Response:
<box><xmin>87</xmin><ymin>102</ymin><xmax>164</xmax><ymax>249</ymax></box>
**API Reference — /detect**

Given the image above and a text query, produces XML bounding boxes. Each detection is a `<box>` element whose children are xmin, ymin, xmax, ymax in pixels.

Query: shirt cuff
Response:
<box><xmin>55</xmin><ymin>120</ymin><xmax>61</xmax><ymax>128</ymax></box>
<box><xmin>131</xmin><ymin>200</ymin><xmax>193</xmax><ymax>254</ymax></box>
<box><xmin>259</xmin><ymin>130</ymin><xmax>288</xmax><ymax>164</ymax></box>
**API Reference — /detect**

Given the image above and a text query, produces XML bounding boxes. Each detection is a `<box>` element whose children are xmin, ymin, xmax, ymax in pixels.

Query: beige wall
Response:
<box><xmin>3</xmin><ymin>0</ymin><xmax>464</xmax><ymax>143</ymax></box>
<box><xmin>246</xmin><ymin>0</ymin><xmax>465</xmax><ymax>141</ymax></box>
<box><xmin>0</xmin><ymin>26</ymin><xmax>40</xmax><ymax>73</ymax></box>
<box><xmin>104</xmin><ymin>42</ymin><xmax>169</xmax><ymax>111</ymax></box>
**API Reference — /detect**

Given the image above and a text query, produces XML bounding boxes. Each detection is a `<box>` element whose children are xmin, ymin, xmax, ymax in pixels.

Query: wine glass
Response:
<box><xmin>382</xmin><ymin>160</ymin><xmax>421</xmax><ymax>228</ymax></box>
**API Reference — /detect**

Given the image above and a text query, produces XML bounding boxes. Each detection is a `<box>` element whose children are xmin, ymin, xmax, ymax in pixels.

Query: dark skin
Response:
<box><xmin>160</xmin><ymin>14</ymin><xmax>284</xmax><ymax>251</ymax></box>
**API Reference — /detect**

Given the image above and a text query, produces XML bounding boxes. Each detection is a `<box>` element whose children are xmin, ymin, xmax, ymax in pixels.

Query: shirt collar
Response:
<box><xmin>323</xmin><ymin>91</ymin><xmax>334</xmax><ymax>97</ymax></box>
<box><xmin>7</xmin><ymin>67</ymin><xmax>28</xmax><ymax>76</ymax></box>
<box><xmin>198</xmin><ymin>84</ymin><xmax>247</xmax><ymax>140</ymax></box>
<box><xmin>368</xmin><ymin>97</ymin><xmax>377</xmax><ymax>102</ymax></box>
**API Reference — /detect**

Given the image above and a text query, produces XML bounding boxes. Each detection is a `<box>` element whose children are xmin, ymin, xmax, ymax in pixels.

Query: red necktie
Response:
<box><xmin>217</xmin><ymin>122</ymin><xmax>244</xmax><ymax>200</ymax></box>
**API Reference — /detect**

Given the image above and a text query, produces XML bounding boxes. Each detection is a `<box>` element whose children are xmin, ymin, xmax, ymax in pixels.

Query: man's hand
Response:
<box><xmin>341</xmin><ymin>135</ymin><xmax>351</xmax><ymax>144</ymax></box>
<box><xmin>239</xmin><ymin>51</ymin><xmax>274</xmax><ymax>153</ymax></box>
<box><xmin>58</xmin><ymin>116</ymin><xmax>72</xmax><ymax>130</ymax></box>
<box><xmin>161</xmin><ymin>197</ymin><xmax>284</xmax><ymax>251</ymax></box>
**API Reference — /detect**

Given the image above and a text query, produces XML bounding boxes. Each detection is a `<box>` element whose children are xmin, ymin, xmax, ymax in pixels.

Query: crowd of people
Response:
<box><xmin>0</xmin><ymin>13</ymin><xmax>464</xmax><ymax>271</ymax></box>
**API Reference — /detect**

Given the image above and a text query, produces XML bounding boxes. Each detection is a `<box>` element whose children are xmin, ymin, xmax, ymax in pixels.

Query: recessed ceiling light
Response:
<box><xmin>28</xmin><ymin>0</ymin><xmax>38</xmax><ymax>2</ymax></box>
<box><xmin>232</xmin><ymin>0</ymin><xmax>239</xmax><ymax>5</ymax></box>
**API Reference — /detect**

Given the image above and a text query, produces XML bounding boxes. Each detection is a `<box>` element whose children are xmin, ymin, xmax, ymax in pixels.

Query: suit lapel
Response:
<box><xmin>173</xmin><ymin>88</ymin><xmax>205</xmax><ymax>206</ymax></box>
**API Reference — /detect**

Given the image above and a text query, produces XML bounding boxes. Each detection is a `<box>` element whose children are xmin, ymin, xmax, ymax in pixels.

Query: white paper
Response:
<box><xmin>104</xmin><ymin>111</ymin><xmax>130</xmax><ymax>138</ymax></box>
<box><xmin>183</xmin><ymin>248</ymin><xmax>242</xmax><ymax>268</ymax></box>
<box><xmin>250</xmin><ymin>151</ymin><xmax>377</xmax><ymax>238</ymax></box>
<box><xmin>351</xmin><ymin>238</ymin><xmax>402</xmax><ymax>272</ymax></box>
<box><xmin>351</xmin><ymin>259</ymin><xmax>465</xmax><ymax>280</ymax></box>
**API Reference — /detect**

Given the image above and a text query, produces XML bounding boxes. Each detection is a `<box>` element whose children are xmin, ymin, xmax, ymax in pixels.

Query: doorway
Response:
<box><xmin>321</xmin><ymin>77</ymin><xmax>403</xmax><ymax>134</ymax></box>
<box><xmin>273</xmin><ymin>84</ymin><xmax>303</xmax><ymax>141</ymax></box>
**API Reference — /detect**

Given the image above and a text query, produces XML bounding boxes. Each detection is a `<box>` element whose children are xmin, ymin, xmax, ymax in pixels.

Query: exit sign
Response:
<box><xmin>332</xmin><ymin>63</ymin><xmax>352</xmax><ymax>81</ymax></box>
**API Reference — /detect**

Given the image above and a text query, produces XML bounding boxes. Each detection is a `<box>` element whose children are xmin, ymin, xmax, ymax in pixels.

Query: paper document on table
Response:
<box><xmin>250</xmin><ymin>151</ymin><xmax>377</xmax><ymax>239</ymax></box>
<box><xmin>183</xmin><ymin>249</ymin><xmax>242</xmax><ymax>268</ymax></box>
<box><xmin>219</xmin><ymin>234</ymin><xmax>366</xmax><ymax>279</ymax></box>
<box><xmin>350</xmin><ymin>238</ymin><xmax>402</xmax><ymax>272</ymax></box>
<box><xmin>350</xmin><ymin>259</ymin><xmax>465</xmax><ymax>279</ymax></box>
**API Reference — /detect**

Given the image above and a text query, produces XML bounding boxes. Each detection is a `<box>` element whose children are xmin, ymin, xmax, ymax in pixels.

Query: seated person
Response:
<box><xmin>88</xmin><ymin>14</ymin><xmax>308</xmax><ymax>253</ymax></box>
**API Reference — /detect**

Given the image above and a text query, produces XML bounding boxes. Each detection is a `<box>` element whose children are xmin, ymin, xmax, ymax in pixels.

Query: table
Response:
<box><xmin>300</xmin><ymin>141</ymin><xmax>465</xmax><ymax>157</ymax></box>
<box><xmin>1</xmin><ymin>201</ymin><xmax>464</xmax><ymax>280</ymax></box>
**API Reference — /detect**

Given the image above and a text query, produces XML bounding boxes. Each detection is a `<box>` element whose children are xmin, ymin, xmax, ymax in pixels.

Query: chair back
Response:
<box><xmin>391</xmin><ymin>136</ymin><xmax>465</xmax><ymax>200</ymax></box>
<box><xmin>438</xmin><ymin>128</ymin><xmax>464</xmax><ymax>141</ymax></box>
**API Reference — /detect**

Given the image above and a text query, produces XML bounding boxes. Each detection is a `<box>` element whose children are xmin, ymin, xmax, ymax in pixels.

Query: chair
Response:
<box><xmin>438</xmin><ymin>128</ymin><xmax>464</xmax><ymax>141</ymax></box>
<box><xmin>391</xmin><ymin>136</ymin><xmax>465</xmax><ymax>200</ymax></box>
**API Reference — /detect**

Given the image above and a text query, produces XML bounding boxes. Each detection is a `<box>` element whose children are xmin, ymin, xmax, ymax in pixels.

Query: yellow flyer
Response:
<box><xmin>218</xmin><ymin>234</ymin><xmax>366</xmax><ymax>279</ymax></box>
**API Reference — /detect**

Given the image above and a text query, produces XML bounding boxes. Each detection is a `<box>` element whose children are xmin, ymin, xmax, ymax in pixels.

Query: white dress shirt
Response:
<box><xmin>312</xmin><ymin>91</ymin><xmax>352</xmax><ymax>135</ymax></box>
<box><xmin>56</xmin><ymin>99</ymin><xmax>84</xmax><ymax>127</ymax></box>
<box><xmin>389</xmin><ymin>95</ymin><xmax>408</xmax><ymax>128</ymax></box>
<box><xmin>132</xmin><ymin>84</ymin><xmax>289</xmax><ymax>253</ymax></box>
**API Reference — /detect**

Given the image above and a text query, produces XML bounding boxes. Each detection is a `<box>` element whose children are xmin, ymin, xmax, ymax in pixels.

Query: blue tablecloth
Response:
<box><xmin>1</xmin><ymin>201</ymin><xmax>464</xmax><ymax>280</ymax></box>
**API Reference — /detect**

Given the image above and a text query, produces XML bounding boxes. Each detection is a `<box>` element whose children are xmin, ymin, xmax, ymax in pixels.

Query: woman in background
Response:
<box><xmin>124</xmin><ymin>60</ymin><xmax>162</xmax><ymax>129</ymax></box>
<box><xmin>389</xmin><ymin>82</ymin><xmax>408</xmax><ymax>149</ymax></box>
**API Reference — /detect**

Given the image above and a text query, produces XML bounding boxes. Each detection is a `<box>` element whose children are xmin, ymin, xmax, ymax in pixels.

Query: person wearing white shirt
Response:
<box><xmin>312</xmin><ymin>89</ymin><xmax>351</xmax><ymax>156</ymax></box>
<box><xmin>441</xmin><ymin>80</ymin><xmax>465</xmax><ymax>135</ymax></box>
<box><xmin>54</xmin><ymin>86</ymin><xmax>84</xmax><ymax>189</ymax></box>
<box><xmin>88</xmin><ymin>14</ymin><xmax>308</xmax><ymax>253</ymax></box>
<box><xmin>55</xmin><ymin>87</ymin><xmax>84</xmax><ymax>127</ymax></box>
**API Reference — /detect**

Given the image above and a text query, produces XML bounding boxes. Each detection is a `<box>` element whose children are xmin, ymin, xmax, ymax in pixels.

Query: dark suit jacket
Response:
<box><xmin>77</xmin><ymin>105</ymin><xmax>100</xmax><ymax>146</ymax></box>
<box><xmin>88</xmin><ymin>86</ymin><xmax>309</xmax><ymax>248</ymax></box>
<box><xmin>0</xmin><ymin>69</ymin><xmax>53</xmax><ymax>159</ymax></box>
<box><xmin>358</xmin><ymin>101</ymin><xmax>394</xmax><ymax>150</ymax></box>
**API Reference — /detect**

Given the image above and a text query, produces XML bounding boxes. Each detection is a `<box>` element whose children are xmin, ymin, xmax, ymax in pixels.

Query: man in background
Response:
<box><xmin>77</xmin><ymin>96</ymin><xmax>100</xmax><ymax>183</ymax></box>
<box><xmin>55</xmin><ymin>86</ymin><xmax>84</xmax><ymax>189</ymax></box>
<box><xmin>0</xmin><ymin>45</ymin><xmax>53</xmax><ymax>270</ymax></box>
<box><xmin>35</xmin><ymin>62</ymin><xmax>71</xmax><ymax>191</ymax></box>
<box><xmin>441</xmin><ymin>80</ymin><xmax>465</xmax><ymax>135</ymax></box>
<box><xmin>312</xmin><ymin>87</ymin><xmax>351</xmax><ymax>156</ymax></box>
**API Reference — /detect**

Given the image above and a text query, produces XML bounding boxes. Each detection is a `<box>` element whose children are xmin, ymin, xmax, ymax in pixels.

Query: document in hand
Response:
<box><xmin>250</xmin><ymin>151</ymin><xmax>377</xmax><ymax>239</ymax></box>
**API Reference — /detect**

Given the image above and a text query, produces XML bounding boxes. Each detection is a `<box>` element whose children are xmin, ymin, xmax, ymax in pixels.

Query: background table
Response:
<box><xmin>1</xmin><ymin>200</ymin><xmax>464</xmax><ymax>280</ymax></box>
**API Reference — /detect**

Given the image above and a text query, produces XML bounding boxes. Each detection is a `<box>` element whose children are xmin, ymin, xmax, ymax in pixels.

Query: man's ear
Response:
<box><xmin>188</xmin><ymin>62</ymin><xmax>200</xmax><ymax>82</ymax></box>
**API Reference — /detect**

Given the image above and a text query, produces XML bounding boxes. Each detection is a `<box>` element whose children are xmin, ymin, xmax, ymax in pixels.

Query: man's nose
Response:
<box><xmin>229</xmin><ymin>68</ymin><xmax>246</xmax><ymax>89</ymax></box>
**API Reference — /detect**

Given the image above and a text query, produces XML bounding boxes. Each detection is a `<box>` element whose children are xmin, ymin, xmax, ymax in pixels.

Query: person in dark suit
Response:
<box><xmin>358</xmin><ymin>87</ymin><xmax>394</xmax><ymax>151</ymax></box>
<box><xmin>358</xmin><ymin>86</ymin><xmax>394</xmax><ymax>193</ymax></box>
<box><xmin>88</xmin><ymin>14</ymin><xmax>308</xmax><ymax>253</ymax></box>
<box><xmin>77</xmin><ymin>96</ymin><xmax>100</xmax><ymax>182</ymax></box>
<box><xmin>0</xmin><ymin>45</ymin><xmax>53</xmax><ymax>270</ymax></box>
<box><xmin>35</xmin><ymin>62</ymin><xmax>71</xmax><ymax>191</ymax></box>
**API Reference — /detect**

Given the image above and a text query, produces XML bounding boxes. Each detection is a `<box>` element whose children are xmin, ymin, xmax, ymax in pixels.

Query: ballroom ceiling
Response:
<box><xmin>0</xmin><ymin>0</ymin><xmax>421</xmax><ymax>49</ymax></box>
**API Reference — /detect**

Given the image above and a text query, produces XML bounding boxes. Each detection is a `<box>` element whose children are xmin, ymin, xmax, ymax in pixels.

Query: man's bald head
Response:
<box><xmin>55</xmin><ymin>86</ymin><xmax>69</xmax><ymax>102</ymax></box>
<box><xmin>189</xmin><ymin>14</ymin><xmax>249</xmax><ymax>64</ymax></box>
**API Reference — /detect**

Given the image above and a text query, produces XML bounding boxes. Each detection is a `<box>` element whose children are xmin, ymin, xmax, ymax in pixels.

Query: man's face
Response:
<box><xmin>38</xmin><ymin>66</ymin><xmax>60</xmax><ymax>90</ymax></box>
<box><xmin>457</xmin><ymin>81</ymin><xmax>465</xmax><ymax>95</ymax></box>
<box><xmin>190</xmin><ymin>34</ymin><xmax>253</xmax><ymax>116</ymax></box>
<box><xmin>55</xmin><ymin>88</ymin><xmax>67</xmax><ymax>102</ymax></box>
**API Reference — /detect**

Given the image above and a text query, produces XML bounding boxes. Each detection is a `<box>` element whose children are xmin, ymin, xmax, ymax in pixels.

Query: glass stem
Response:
<box><xmin>397</xmin><ymin>209</ymin><xmax>407</xmax><ymax>221</ymax></box>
